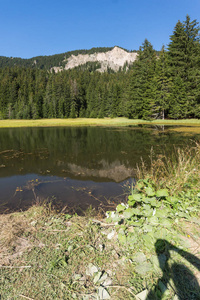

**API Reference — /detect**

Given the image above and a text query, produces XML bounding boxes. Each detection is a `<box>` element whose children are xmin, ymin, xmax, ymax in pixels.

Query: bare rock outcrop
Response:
<box><xmin>53</xmin><ymin>46</ymin><xmax>138</xmax><ymax>73</ymax></box>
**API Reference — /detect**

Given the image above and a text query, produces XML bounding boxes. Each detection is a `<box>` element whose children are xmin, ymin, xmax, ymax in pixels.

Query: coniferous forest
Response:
<box><xmin>0</xmin><ymin>15</ymin><xmax>200</xmax><ymax>120</ymax></box>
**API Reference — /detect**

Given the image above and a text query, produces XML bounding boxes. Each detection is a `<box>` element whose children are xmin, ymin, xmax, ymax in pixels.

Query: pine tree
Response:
<box><xmin>128</xmin><ymin>39</ymin><xmax>157</xmax><ymax>119</ymax></box>
<box><xmin>167</xmin><ymin>16</ymin><xmax>200</xmax><ymax>118</ymax></box>
<box><xmin>154</xmin><ymin>46</ymin><xmax>171</xmax><ymax>119</ymax></box>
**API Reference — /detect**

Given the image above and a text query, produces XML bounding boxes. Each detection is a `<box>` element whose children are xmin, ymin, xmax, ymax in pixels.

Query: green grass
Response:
<box><xmin>0</xmin><ymin>202</ymin><xmax>199</xmax><ymax>299</ymax></box>
<box><xmin>137</xmin><ymin>141</ymin><xmax>200</xmax><ymax>194</ymax></box>
<box><xmin>0</xmin><ymin>206</ymin><xmax>141</xmax><ymax>299</ymax></box>
<box><xmin>1</xmin><ymin>117</ymin><xmax>200</xmax><ymax>128</ymax></box>
<box><xmin>1</xmin><ymin>143</ymin><xmax>200</xmax><ymax>299</ymax></box>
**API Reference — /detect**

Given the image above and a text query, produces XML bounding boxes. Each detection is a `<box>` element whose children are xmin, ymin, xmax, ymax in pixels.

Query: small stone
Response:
<box><xmin>136</xmin><ymin>289</ymin><xmax>148</xmax><ymax>300</ymax></box>
<box><xmin>86</xmin><ymin>263</ymin><xmax>98</xmax><ymax>276</ymax></box>
<box><xmin>98</xmin><ymin>286</ymin><xmax>110</xmax><ymax>299</ymax></box>
<box><xmin>107</xmin><ymin>230</ymin><xmax>116</xmax><ymax>240</ymax></box>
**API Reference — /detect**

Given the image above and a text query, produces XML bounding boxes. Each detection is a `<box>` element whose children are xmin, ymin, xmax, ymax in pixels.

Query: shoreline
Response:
<box><xmin>1</xmin><ymin>117</ymin><xmax>200</xmax><ymax>128</ymax></box>
<box><xmin>1</xmin><ymin>143</ymin><xmax>200</xmax><ymax>299</ymax></box>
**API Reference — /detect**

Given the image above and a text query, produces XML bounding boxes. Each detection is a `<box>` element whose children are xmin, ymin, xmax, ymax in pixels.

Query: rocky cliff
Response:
<box><xmin>53</xmin><ymin>46</ymin><xmax>137</xmax><ymax>73</ymax></box>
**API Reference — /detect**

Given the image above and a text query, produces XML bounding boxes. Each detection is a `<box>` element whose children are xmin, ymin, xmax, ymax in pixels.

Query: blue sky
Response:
<box><xmin>0</xmin><ymin>0</ymin><xmax>199</xmax><ymax>58</ymax></box>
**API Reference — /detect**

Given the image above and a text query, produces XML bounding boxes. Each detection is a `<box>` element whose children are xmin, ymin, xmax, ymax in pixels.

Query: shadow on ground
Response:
<box><xmin>147</xmin><ymin>239</ymin><xmax>200</xmax><ymax>300</ymax></box>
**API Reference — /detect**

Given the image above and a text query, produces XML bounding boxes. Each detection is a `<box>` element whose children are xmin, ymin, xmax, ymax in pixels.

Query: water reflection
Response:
<box><xmin>0</xmin><ymin>126</ymin><xmax>199</xmax><ymax>212</ymax></box>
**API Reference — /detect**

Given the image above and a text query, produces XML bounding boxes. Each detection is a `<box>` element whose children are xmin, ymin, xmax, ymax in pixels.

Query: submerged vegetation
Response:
<box><xmin>1</xmin><ymin>144</ymin><xmax>200</xmax><ymax>299</ymax></box>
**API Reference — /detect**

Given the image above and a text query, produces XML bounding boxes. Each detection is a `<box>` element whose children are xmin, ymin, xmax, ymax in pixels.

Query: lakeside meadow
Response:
<box><xmin>1</xmin><ymin>117</ymin><xmax>200</xmax><ymax>128</ymax></box>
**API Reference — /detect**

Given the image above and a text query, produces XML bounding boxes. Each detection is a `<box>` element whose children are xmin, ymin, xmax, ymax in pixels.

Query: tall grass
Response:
<box><xmin>136</xmin><ymin>142</ymin><xmax>200</xmax><ymax>194</ymax></box>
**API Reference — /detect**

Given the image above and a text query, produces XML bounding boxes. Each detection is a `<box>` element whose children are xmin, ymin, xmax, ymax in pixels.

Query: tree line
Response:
<box><xmin>0</xmin><ymin>47</ymin><xmax>115</xmax><ymax>70</ymax></box>
<box><xmin>0</xmin><ymin>15</ymin><xmax>199</xmax><ymax>120</ymax></box>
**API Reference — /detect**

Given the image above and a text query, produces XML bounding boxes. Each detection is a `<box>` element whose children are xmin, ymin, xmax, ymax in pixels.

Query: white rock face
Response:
<box><xmin>53</xmin><ymin>46</ymin><xmax>138</xmax><ymax>73</ymax></box>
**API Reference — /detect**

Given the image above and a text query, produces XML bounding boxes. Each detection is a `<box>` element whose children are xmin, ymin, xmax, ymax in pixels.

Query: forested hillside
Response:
<box><xmin>0</xmin><ymin>47</ymin><xmax>115</xmax><ymax>70</ymax></box>
<box><xmin>0</xmin><ymin>15</ymin><xmax>199</xmax><ymax>120</ymax></box>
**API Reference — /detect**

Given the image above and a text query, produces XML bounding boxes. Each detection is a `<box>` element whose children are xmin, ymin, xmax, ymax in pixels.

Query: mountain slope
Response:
<box><xmin>0</xmin><ymin>47</ymin><xmax>137</xmax><ymax>72</ymax></box>
<box><xmin>53</xmin><ymin>46</ymin><xmax>138</xmax><ymax>72</ymax></box>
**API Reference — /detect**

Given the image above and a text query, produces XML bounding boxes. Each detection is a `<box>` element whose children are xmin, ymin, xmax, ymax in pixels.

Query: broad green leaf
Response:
<box><xmin>133</xmin><ymin>252</ymin><xmax>146</xmax><ymax>264</ymax></box>
<box><xmin>113</xmin><ymin>216</ymin><xmax>122</xmax><ymax>222</ymax></box>
<box><xmin>128</xmin><ymin>220</ymin><xmax>143</xmax><ymax>226</ymax></box>
<box><xmin>143</xmin><ymin>224</ymin><xmax>153</xmax><ymax>232</ymax></box>
<box><xmin>154</xmin><ymin>228</ymin><xmax>170</xmax><ymax>240</ymax></box>
<box><xmin>148</xmin><ymin>216</ymin><xmax>159</xmax><ymax>225</ymax></box>
<box><xmin>166</xmin><ymin>196</ymin><xmax>179</xmax><ymax>204</ymax></box>
<box><xmin>128</xmin><ymin>199</ymin><xmax>136</xmax><ymax>206</ymax></box>
<box><xmin>131</xmin><ymin>193</ymin><xmax>143</xmax><ymax>202</ymax></box>
<box><xmin>135</xmin><ymin>262</ymin><xmax>152</xmax><ymax>275</ymax></box>
<box><xmin>143</xmin><ymin>207</ymin><xmax>153</xmax><ymax>217</ymax></box>
<box><xmin>143</xmin><ymin>234</ymin><xmax>155</xmax><ymax>250</ymax></box>
<box><xmin>132</xmin><ymin>208</ymin><xmax>141</xmax><ymax>215</ymax></box>
<box><xmin>145</xmin><ymin>187</ymin><xmax>155</xmax><ymax>197</ymax></box>
<box><xmin>155</xmin><ymin>208</ymin><xmax>170</xmax><ymax>218</ymax></box>
<box><xmin>123</xmin><ymin>208</ymin><xmax>135</xmax><ymax>219</ymax></box>
<box><xmin>150</xmin><ymin>198</ymin><xmax>158</xmax><ymax>207</ymax></box>
<box><xmin>143</xmin><ymin>197</ymin><xmax>151</xmax><ymax>203</ymax></box>
<box><xmin>143</xmin><ymin>204</ymin><xmax>151</xmax><ymax>211</ymax></box>
<box><xmin>150</xmin><ymin>255</ymin><xmax>161</xmax><ymax>272</ymax></box>
<box><xmin>116</xmin><ymin>204</ymin><xmax>126</xmax><ymax>212</ymax></box>
<box><xmin>156</xmin><ymin>189</ymin><xmax>169</xmax><ymax>198</ymax></box>
<box><xmin>159</xmin><ymin>218</ymin><xmax>172</xmax><ymax>226</ymax></box>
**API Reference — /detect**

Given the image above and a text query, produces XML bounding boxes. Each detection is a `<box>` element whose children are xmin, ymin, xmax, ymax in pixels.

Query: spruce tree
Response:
<box><xmin>128</xmin><ymin>39</ymin><xmax>157</xmax><ymax>119</ymax></box>
<box><xmin>154</xmin><ymin>46</ymin><xmax>171</xmax><ymax>119</ymax></box>
<box><xmin>167</xmin><ymin>16</ymin><xmax>200</xmax><ymax>118</ymax></box>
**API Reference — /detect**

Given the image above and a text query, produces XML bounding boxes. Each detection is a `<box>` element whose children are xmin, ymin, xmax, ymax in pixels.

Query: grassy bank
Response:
<box><xmin>1</xmin><ymin>117</ymin><xmax>200</xmax><ymax>128</ymax></box>
<box><xmin>0</xmin><ymin>144</ymin><xmax>200</xmax><ymax>299</ymax></box>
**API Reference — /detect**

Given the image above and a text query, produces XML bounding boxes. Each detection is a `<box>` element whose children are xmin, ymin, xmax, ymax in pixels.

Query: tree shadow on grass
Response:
<box><xmin>147</xmin><ymin>239</ymin><xmax>200</xmax><ymax>300</ymax></box>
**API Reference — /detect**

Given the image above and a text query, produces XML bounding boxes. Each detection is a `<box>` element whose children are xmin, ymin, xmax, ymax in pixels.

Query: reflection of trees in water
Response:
<box><xmin>147</xmin><ymin>239</ymin><xmax>200</xmax><ymax>300</ymax></box>
<box><xmin>1</xmin><ymin>175</ymin><xmax>129</xmax><ymax>214</ymax></box>
<box><xmin>0</xmin><ymin>127</ymin><xmax>199</xmax><ymax>179</ymax></box>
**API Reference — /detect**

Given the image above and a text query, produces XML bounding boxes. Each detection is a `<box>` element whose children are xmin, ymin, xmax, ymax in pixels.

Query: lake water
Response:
<box><xmin>0</xmin><ymin>126</ymin><xmax>199</xmax><ymax>213</ymax></box>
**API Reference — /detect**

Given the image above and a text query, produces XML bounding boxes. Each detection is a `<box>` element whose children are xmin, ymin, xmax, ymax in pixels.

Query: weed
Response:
<box><xmin>137</xmin><ymin>142</ymin><xmax>200</xmax><ymax>194</ymax></box>
<box><xmin>1</xmin><ymin>143</ymin><xmax>200</xmax><ymax>299</ymax></box>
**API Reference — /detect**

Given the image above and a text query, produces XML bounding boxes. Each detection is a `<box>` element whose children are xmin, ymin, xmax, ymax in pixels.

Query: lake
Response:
<box><xmin>0</xmin><ymin>126</ymin><xmax>199</xmax><ymax>213</ymax></box>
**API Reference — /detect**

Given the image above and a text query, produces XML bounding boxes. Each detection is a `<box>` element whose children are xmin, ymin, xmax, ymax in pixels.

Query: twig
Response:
<box><xmin>108</xmin><ymin>285</ymin><xmax>139</xmax><ymax>299</ymax></box>
<box><xmin>32</xmin><ymin>188</ymin><xmax>37</xmax><ymax>201</ymax></box>
<box><xmin>19</xmin><ymin>295</ymin><xmax>35</xmax><ymax>300</ymax></box>
<box><xmin>48</xmin><ymin>229</ymin><xmax>70</xmax><ymax>232</ymax></box>
<box><xmin>0</xmin><ymin>265</ymin><xmax>31</xmax><ymax>269</ymax></box>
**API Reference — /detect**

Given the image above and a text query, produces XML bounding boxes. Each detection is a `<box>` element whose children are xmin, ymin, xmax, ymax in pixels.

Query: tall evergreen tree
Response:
<box><xmin>154</xmin><ymin>46</ymin><xmax>171</xmax><ymax>119</ymax></box>
<box><xmin>167</xmin><ymin>16</ymin><xmax>200</xmax><ymax>118</ymax></box>
<box><xmin>128</xmin><ymin>39</ymin><xmax>157</xmax><ymax>119</ymax></box>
